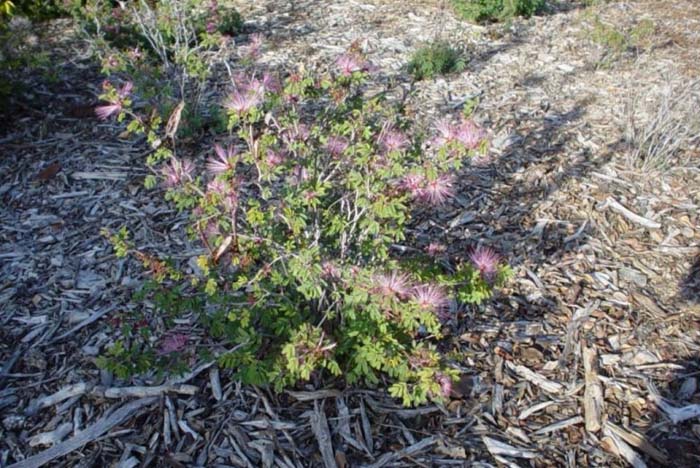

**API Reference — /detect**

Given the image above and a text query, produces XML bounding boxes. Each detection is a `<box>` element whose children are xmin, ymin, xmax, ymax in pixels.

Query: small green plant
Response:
<box><xmin>407</xmin><ymin>41</ymin><xmax>466</xmax><ymax>80</ymax></box>
<box><xmin>451</xmin><ymin>0</ymin><xmax>545</xmax><ymax>23</ymax></box>
<box><xmin>586</xmin><ymin>15</ymin><xmax>656</xmax><ymax>66</ymax></box>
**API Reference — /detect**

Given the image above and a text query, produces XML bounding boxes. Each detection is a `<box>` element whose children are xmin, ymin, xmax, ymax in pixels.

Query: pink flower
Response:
<box><xmin>378</xmin><ymin>126</ymin><xmax>409</xmax><ymax>153</ymax></box>
<box><xmin>321</xmin><ymin>261</ymin><xmax>341</xmax><ymax>280</ymax></box>
<box><xmin>412</xmin><ymin>284</ymin><xmax>449</xmax><ymax>318</ymax></box>
<box><xmin>266</xmin><ymin>149</ymin><xmax>285</xmax><ymax>167</ymax></box>
<box><xmin>454</xmin><ymin>119</ymin><xmax>485</xmax><ymax>150</ymax></box>
<box><xmin>401</xmin><ymin>173</ymin><xmax>426</xmax><ymax>199</ymax></box>
<box><xmin>207</xmin><ymin>144</ymin><xmax>237</xmax><ymax>174</ymax></box>
<box><xmin>207</xmin><ymin>179</ymin><xmax>228</xmax><ymax>195</ymax></box>
<box><xmin>374</xmin><ymin>271</ymin><xmax>412</xmax><ymax>299</ymax></box>
<box><xmin>118</xmin><ymin>81</ymin><xmax>133</xmax><ymax>99</ymax></box>
<box><xmin>95</xmin><ymin>103</ymin><xmax>122</xmax><ymax>120</ymax></box>
<box><xmin>425</xmin><ymin>242</ymin><xmax>446</xmax><ymax>256</ymax></box>
<box><xmin>336</xmin><ymin>53</ymin><xmax>362</xmax><ymax>76</ymax></box>
<box><xmin>162</xmin><ymin>158</ymin><xmax>194</xmax><ymax>187</ymax></box>
<box><xmin>206</xmin><ymin>21</ymin><xmax>217</xmax><ymax>33</ymax></box>
<box><xmin>436</xmin><ymin>373</ymin><xmax>452</xmax><ymax>398</ymax></box>
<box><xmin>469</xmin><ymin>245</ymin><xmax>500</xmax><ymax>279</ymax></box>
<box><xmin>262</xmin><ymin>73</ymin><xmax>280</xmax><ymax>93</ymax></box>
<box><xmin>242</xmin><ymin>33</ymin><xmax>263</xmax><ymax>60</ymax></box>
<box><xmin>326</xmin><ymin>136</ymin><xmax>349</xmax><ymax>157</ymax></box>
<box><xmin>421</xmin><ymin>175</ymin><xmax>454</xmax><ymax>205</ymax></box>
<box><xmin>159</xmin><ymin>333</ymin><xmax>189</xmax><ymax>354</ymax></box>
<box><xmin>222</xmin><ymin>191</ymin><xmax>238</xmax><ymax>211</ymax></box>
<box><xmin>433</xmin><ymin>118</ymin><xmax>457</xmax><ymax>147</ymax></box>
<box><xmin>224</xmin><ymin>90</ymin><xmax>259</xmax><ymax>114</ymax></box>
<box><xmin>289</xmin><ymin>165</ymin><xmax>309</xmax><ymax>185</ymax></box>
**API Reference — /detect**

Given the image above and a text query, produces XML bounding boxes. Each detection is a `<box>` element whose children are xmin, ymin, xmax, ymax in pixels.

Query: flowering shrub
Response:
<box><xmin>74</xmin><ymin>0</ymin><xmax>242</xmax><ymax>128</ymax></box>
<box><xmin>100</xmin><ymin>44</ymin><xmax>510</xmax><ymax>405</ymax></box>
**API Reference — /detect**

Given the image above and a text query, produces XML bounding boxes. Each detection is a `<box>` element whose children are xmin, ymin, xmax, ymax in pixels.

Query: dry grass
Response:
<box><xmin>623</xmin><ymin>77</ymin><xmax>700</xmax><ymax>171</ymax></box>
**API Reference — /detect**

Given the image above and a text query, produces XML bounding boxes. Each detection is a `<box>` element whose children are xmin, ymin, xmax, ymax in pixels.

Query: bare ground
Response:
<box><xmin>1</xmin><ymin>0</ymin><xmax>699</xmax><ymax>466</ymax></box>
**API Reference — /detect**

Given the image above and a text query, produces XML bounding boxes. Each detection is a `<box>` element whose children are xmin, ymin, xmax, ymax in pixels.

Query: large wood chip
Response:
<box><xmin>482</xmin><ymin>436</ymin><xmax>538</xmax><ymax>459</ymax></box>
<box><xmin>582</xmin><ymin>344</ymin><xmax>604</xmax><ymax>432</ymax></box>
<box><xmin>506</xmin><ymin>361</ymin><xmax>564</xmax><ymax>394</ymax></box>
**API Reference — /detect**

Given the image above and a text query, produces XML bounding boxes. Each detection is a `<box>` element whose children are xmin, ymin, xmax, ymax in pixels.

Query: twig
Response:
<box><xmin>601</xmin><ymin>197</ymin><xmax>661</xmax><ymax>229</ymax></box>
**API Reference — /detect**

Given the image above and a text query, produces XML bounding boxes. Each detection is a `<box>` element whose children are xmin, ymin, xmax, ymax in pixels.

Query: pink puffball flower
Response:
<box><xmin>95</xmin><ymin>103</ymin><xmax>122</xmax><ymax>120</ymax></box>
<box><xmin>436</xmin><ymin>373</ymin><xmax>453</xmax><ymax>398</ymax></box>
<box><xmin>162</xmin><ymin>158</ymin><xmax>194</xmax><ymax>187</ymax></box>
<box><xmin>159</xmin><ymin>333</ymin><xmax>189</xmax><ymax>354</ymax></box>
<box><xmin>425</xmin><ymin>242</ymin><xmax>447</xmax><ymax>257</ymax></box>
<box><xmin>469</xmin><ymin>245</ymin><xmax>501</xmax><ymax>279</ymax></box>
<box><xmin>242</xmin><ymin>33</ymin><xmax>263</xmax><ymax>60</ymax></box>
<box><xmin>454</xmin><ymin>119</ymin><xmax>485</xmax><ymax>150</ymax></box>
<box><xmin>207</xmin><ymin>143</ymin><xmax>237</xmax><ymax>174</ymax></box>
<box><xmin>326</xmin><ymin>136</ymin><xmax>349</xmax><ymax>157</ymax></box>
<box><xmin>421</xmin><ymin>174</ymin><xmax>454</xmax><ymax>206</ymax></box>
<box><xmin>433</xmin><ymin>118</ymin><xmax>457</xmax><ymax>147</ymax></box>
<box><xmin>374</xmin><ymin>271</ymin><xmax>412</xmax><ymax>299</ymax></box>
<box><xmin>207</xmin><ymin>179</ymin><xmax>228</xmax><ymax>196</ymax></box>
<box><xmin>224</xmin><ymin>89</ymin><xmax>259</xmax><ymax>114</ymax></box>
<box><xmin>118</xmin><ymin>81</ymin><xmax>133</xmax><ymax>98</ymax></box>
<box><xmin>266</xmin><ymin>149</ymin><xmax>285</xmax><ymax>167</ymax></box>
<box><xmin>412</xmin><ymin>284</ymin><xmax>449</xmax><ymax>318</ymax></box>
<box><xmin>378</xmin><ymin>126</ymin><xmax>409</xmax><ymax>153</ymax></box>
<box><xmin>336</xmin><ymin>53</ymin><xmax>363</xmax><ymax>76</ymax></box>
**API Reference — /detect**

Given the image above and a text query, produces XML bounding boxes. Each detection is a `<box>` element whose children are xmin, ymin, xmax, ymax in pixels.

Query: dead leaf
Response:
<box><xmin>36</xmin><ymin>162</ymin><xmax>61</xmax><ymax>182</ymax></box>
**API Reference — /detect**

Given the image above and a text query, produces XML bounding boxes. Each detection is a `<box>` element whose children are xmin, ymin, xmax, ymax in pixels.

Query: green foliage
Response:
<box><xmin>407</xmin><ymin>41</ymin><xmax>466</xmax><ymax>81</ymax></box>
<box><xmin>451</xmin><ymin>0</ymin><xmax>545</xmax><ymax>23</ymax></box>
<box><xmin>585</xmin><ymin>14</ymin><xmax>656</xmax><ymax>66</ymax></box>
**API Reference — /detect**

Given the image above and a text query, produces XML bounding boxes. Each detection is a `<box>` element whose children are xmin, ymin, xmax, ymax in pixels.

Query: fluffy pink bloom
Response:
<box><xmin>425</xmin><ymin>242</ymin><xmax>446</xmax><ymax>256</ymax></box>
<box><xmin>290</xmin><ymin>165</ymin><xmax>309</xmax><ymax>184</ymax></box>
<box><xmin>421</xmin><ymin>175</ymin><xmax>454</xmax><ymax>205</ymax></box>
<box><xmin>401</xmin><ymin>173</ymin><xmax>426</xmax><ymax>195</ymax></box>
<box><xmin>436</xmin><ymin>373</ymin><xmax>452</xmax><ymax>398</ymax></box>
<box><xmin>266</xmin><ymin>149</ymin><xmax>285</xmax><ymax>167</ymax></box>
<box><xmin>378</xmin><ymin>126</ymin><xmax>409</xmax><ymax>153</ymax></box>
<box><xmin>326</xmin><ymin>136</ymin><xmax>349</xmax><ymax>157</ymax></box>
<box><xmin>207</xmin><ymin>144</ymin><xmax>237</xmax><ymax>174</ymax></box>
<box><xmin>207</xmin><ymin>179</ymin><xmax>228</xmax><ymax>196</ymax></box>
<box><xmin>469</xmin><ymin>245</ymin><xmax>500</xmax><ymax>279</ymax></box>
<box><xmin>321</xmin><ymin>261</ymin><xmax>341</xmax><ymax>280</ymax></box>
<box><xmin>336</xmin><ymin>53</ymin><xmax>363</xmax><ymax>76</ymax></box>
<box><xmin>433</xmin><ymin>118</ymin><xmax>457</xmax><ymax>147</ymax></box>
<box><xmin>224</xmin><ymin>90</ymin><xmax>260</xmax><ymax>114</ymax></box>
<box><xmin>162</xmin><ymin>158</ymin><xmax>194</xmax><ymax>187</ymax></box>
<box><xmin>159</xmin><ymin>333</ymin><xmax>188</xmax><ymax>354</ymax></box>
<box><xmin>262</xmin><ymin>73</ymin><xmax>280</xmax><ymax>93</ymax></box>
<box><xmin>454</xmin><ymin>119</ymin><xmax>485</xmax><ymax>150</ymax></box>
<box><xmin>412</xmin><ymin>284</ymin><xmax>449</xmax><ymax>317</ymax></box>
<box><xmin>118</xmin><ymin>81</ymin><xmax>133</xmax><ymax>99</ymax></box>
<box><xmin>374</xmin><ymin>271</ymin><xmax>412</xmax><ymax>299</ymax></box>
<box><xmin>95</xmin><ymin>103</ymin><xmax>122</xmax><ymax>120</ymax></box>
<box><xmin>242</xmin><ymin>33</ymin><xmax>263</xmax><ymax>60</ymax></box>
<box><xmin>222</xmin><ymin>190</ymin><xmax>238</xmax><ymax>211</ymax></box>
